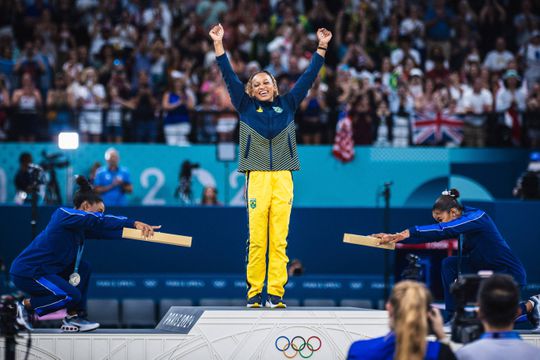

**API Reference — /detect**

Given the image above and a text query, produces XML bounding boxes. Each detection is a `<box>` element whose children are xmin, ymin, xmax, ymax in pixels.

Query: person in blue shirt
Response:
<box><xmin>456</xmin><ymin>274</ymin><xmax>540</xmax><ymax>360</ymax></box>
<box><xmin>94</xmin><ymin>147</ymin><xmax>133</xmax><ymax>206</ymax></box>
<box><xmin>347</xmin><ymin>280</ymin><xmax>456</xmax><ymax>360</ymax></box>
<box><xmin>10</xmin><ymin>176</ymin><xmax>159</xmax><ymax>332</ymax></box>
<box><xmin>374</xmin><ymin>189</ymin><xmax>539</xmax><ymax>328</ymax></box>
<box><xmin>209</xmin><ymin>23</ymin><xmax>332</xmax><ymax>308</ymax></box>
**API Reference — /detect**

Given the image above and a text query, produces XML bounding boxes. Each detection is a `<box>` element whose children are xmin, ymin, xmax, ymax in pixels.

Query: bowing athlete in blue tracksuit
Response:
<box><xmin>374</xmin><ymin>189</ymin><xmax>535</xmax><ymax>322</ymax></box>
<box><xmin>10</xmin><ymin>176</ymin><xmax>159</xmax><ymax>332</ymax></box>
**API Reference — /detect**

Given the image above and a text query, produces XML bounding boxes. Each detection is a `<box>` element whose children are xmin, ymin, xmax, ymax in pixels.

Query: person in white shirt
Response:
<box><xmin>462</xmin><ymin>78</ymin><xmax>493</xmax><ymax>147</ymax></box>
<box><xmin>519</xmin><ymin>30</ymin><xmax>540</xmax><ymax>89</ymax></box>
<box><xmin>496</xmin><ymin>70</ymin><xmax>527</xmax><ymax>112</ymax></box>
<box><xmin>391</xmin><ymin>35</ymin><xmax>421</xmax><ymax>67</ymax></box>
<box><xmin>74</xmin><ymin>68</ymin><xmax>106</xmax><ymax>143</ymax></box>
<box><xmin>483</xmin><ymin>37</ymin><xmax>515</xmax><ymax>73</ymax></box>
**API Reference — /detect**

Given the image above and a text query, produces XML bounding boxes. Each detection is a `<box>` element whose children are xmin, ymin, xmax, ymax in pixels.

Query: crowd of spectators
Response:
<box><xmin>0</xmin><ymin>0</ymin><xmax>539</xmax><ymax>148</ymax></box>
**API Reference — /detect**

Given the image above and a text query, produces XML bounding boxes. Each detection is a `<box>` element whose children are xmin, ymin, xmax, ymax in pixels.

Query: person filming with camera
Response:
<box><xmin>347</xmin><ymin>280</ymin><xmax>456</xmax><ymax>360</ymax></box>
<box><xmin>10</xmin><ymin>176</ymin><xmax>159</xmax><ymax>332</ymax></box>
<box><xmin>456</xmin><ymin>274</ymin><xmax>540</xmax><ymax>360</ymax></box>
<box><xmin>373</xmin><ymin>188</ymin><xmax>539</xmax><ymax>328</ymax></box>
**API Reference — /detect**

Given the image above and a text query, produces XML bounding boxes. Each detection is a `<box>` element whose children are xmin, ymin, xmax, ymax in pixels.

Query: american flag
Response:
<box><xmin>412</xmin><ymin>110</ymin><xmax>464</xmax><ymax>146</ymax></box>
<box><xmin>332</xmin><ymin>111</ymin><xmax>354</xmax><ymax>162</ymax></box>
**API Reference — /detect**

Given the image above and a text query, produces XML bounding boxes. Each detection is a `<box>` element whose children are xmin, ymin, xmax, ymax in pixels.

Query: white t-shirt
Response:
<box><xmin>74</xmin><ymin>83</ymin><xmax>105</xmax><ymax>110</ymax></box>
<box><xmin>390</xmin><ymin>48</ymin><xmax>421</xmax><ymax>66</ymax></box>
<box><xmin>496</xmin><ymin>87</ymin><xmax>528</xmax><ymax>112</ymax></box>
<box><xmin>483</xmin><ymin>50</ymin><xmax>514</xmax><ymax>72</ymax></box>
<box><xmin>462</xmin><ymin>88</ymin><xmax>493</xmax><ymax>114</ymax></box>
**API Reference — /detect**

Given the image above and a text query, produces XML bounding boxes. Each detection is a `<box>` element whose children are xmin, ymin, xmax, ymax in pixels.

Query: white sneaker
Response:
<box><xmin>16</xmin><ymin>301</ymin><xmax>33</xmax><ymax>331</ymax></box>
<box><xmin>61</xmin><ymin>315</ymin><xmax>100</xmax><ymax>332</ymax></box>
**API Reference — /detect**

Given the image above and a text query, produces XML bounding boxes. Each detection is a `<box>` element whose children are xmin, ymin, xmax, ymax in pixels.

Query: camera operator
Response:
<box><xmin>93</xmin><ymin>148</ymin><xmax>132</xmax><ymax>206</ymax></box>
<box><xmin>14</xmin><ymin>152</ymin><xmax>34</xmax><ymax>195</ymax></box>
<box><xmin>456</xmin><ymin>275</ymin><xmax>540</xmax><ymax>360</ymax></box>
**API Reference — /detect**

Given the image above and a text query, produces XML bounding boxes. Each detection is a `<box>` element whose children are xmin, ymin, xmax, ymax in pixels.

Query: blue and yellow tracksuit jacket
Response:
<box><xmin>216</xmin><ymin>52</ymin><xmax>324</xmax><ymax>298</ymax></box>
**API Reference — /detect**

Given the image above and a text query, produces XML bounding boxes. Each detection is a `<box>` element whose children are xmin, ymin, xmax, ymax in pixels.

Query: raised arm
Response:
<box><xmin>209</xmin><ymin>24</ymin><xmax>248</xmax><ymax>111</ymax></box>
<box><xmin>285</xmin><ymin>28</ymin><xmax>332</xmax><ymax>110</ymax></box>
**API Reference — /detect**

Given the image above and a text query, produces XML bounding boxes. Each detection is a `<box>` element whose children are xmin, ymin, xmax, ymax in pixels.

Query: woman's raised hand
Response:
<box><xmin>316</xmin><ymin>28</ymin><xmax>332</xmax><ymax>46</ymax></box>
<box><xmin>209</xmin><ymin>23</ymin><xmax>224</xmax><ymax>42</ymax></box>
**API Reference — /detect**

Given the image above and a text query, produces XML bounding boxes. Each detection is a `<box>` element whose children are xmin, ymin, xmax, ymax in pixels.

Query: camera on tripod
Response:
<box><xmin>400</xmin><ymin>253</ymin><xmax>423</xmax><ymax>281</ymax></box>
<box><xmin>40</xmin><ymin>150</ymin><xmax>69</xmax><ymax>172</ymax></box>
<box><xmin>174</xmin><ymin>161</ymin><xmax>200</xmax><ymax>204</ymax></box>
<box><xmin>450</xmin><ymin>272</ymin><xmax>493</xmax><ymax>344</ymax></box>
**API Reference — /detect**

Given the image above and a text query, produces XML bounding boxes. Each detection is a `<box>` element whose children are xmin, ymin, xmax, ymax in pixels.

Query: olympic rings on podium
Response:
<box><xmin>275</xmin><ymin>335</ymin><xmax>322</xmax><ymax>358</ymax></box>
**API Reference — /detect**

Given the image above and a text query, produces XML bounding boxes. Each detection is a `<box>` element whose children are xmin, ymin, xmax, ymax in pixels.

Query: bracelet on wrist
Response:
<box><xmin>318</xmin><ymin>46</ymin><xmax>328</xmax><ymax>51</ymax></box>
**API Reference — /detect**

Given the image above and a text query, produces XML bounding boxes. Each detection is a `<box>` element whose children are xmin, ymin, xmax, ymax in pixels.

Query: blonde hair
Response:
<box><xmin>390</xmin><ymin>281</ymin><xmax>432</xmax><ymax>360</ymax></box>
<box><xmin>245</xmin><ymin>71</ymin><xmax>279</xmax><ymax>98</ymax></box>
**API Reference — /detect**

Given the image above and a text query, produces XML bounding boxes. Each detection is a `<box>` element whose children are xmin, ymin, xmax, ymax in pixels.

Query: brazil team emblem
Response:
<box><xmin>273</xmin><ymin>106</ymin><xmax>283</xmax><ymax>113</ymax></box>
<box><xmin>256</xmin><ymin>106</ymin><xmax>263</xmax><ymax>113</ymax></box>
<box><xmin>249</xmin><ymin>198</ymin><xmax>257</xmax><ymax>209</ymax></box>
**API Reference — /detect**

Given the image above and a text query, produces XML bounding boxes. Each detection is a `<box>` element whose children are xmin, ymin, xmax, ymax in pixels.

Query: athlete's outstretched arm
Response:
<box><xmin>286</xmin><ymin>28</ymin><xmax>332</xmax><ymax>109</ymax></box>
<box><xmin>210</xmin><ymin>23</ymin><xmax>248</xmax><ymax>110</ymax></box>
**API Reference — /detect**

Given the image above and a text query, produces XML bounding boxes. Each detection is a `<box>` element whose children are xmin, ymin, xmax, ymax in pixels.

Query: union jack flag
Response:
<box><xmin>412</xmin><ymin>110</ymin><xmax>464</xmax><ymax>146</ymax></box>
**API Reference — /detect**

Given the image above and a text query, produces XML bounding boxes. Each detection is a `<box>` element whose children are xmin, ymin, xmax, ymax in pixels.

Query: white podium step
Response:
<box><xmin>4</xmin><ymin>307</ymin><xmax>389</xmax><ymax>360</ymax></box>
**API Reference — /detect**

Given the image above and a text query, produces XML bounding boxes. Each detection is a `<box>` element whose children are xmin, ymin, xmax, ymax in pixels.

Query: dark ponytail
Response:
<box><xmin>73</xmin><ymin>176</ymin><xmax>103</xmax><ymax>208</ymax></box>
<box><xmin>432</xmin><ymin>188</ymin><xmax>463</xmax><ymax>212</ymax></box>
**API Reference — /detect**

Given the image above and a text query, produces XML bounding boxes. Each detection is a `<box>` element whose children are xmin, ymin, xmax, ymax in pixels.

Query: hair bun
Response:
<box><xmin>441</xmin><ymin>188</ymin><xmax>460</xmax><ymax>199</ymax></box>
<box><xmin>75</xmin><ymin>175</ymin><xmax>93</xmax><ymax>192</ymax></box>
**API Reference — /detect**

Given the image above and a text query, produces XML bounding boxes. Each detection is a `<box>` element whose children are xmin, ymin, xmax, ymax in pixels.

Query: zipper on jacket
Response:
<box><xmin>288</xmin><ymin>132</ymin><xmax>293</xmax><ymax>158</ymax></box>
<box><xmin>244</xmin><ymin>134</ymin><xmax>251</xmax><ymax>158</ymax></box>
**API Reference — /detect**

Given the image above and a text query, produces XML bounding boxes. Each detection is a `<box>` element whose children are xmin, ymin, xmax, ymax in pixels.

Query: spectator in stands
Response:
<box><xmin>478</xmin><ymin>0</ymin><xmax>506</xmax><ymax>56</ymax></box>
<box><xmin>14</xmin><ymin>40</ymin><xmax>45</xmax><ymax>87</ymax></box>
<box><xmin>461</xmin><ymin>77</ymin><xmax>493</xmax><ymax>147</ymax></box>
<box><xmin>519</xmin><ymin>30</ymin><xmax>540</xmax><ymax>89</ymax></box>
<box><xmin>74</xmin><ymin>67</ymin><xmax>105</xmax><ymax>143</ymax></box>
<box><xmin>200</xmin><ymin>186</ymin><xmax>221</xmax><ymax>206</ymax></box>
<box><xmin>347</xmin><ymin>280</ymin><xmax>455</xmax><ymax>360</ymax></box>
<box><xmin>104</xmin><ymin>85</ymin><xmax>126</xmax><ymax>143</ymax></box>
<box><xmin>456</xmin><ymin>274</ymin><xmax>540</xmax><ymax>360</ymax></box>
<box><xmin>374</xmin><ymin>189</ymin><xmax>528</xmax><ymax>323</ymax></box>
<box><xmin>513</xmin><ymin>151</ymin><xmax>540</xmax><ymax>200</ymax></box>
<box><xmin>424</xmin><ymin>0</ymin><xmax>455</xmax><ymax>61</ymax></box>
<box><xmin>162</xmin><ymin>70</ymin><xmax>195</xmax><ymax>146</ymax></box>
<box><xmin>496</xmin><ymin>70</ymin><xmax>527</xmax><ymax>146</ymax></box>
<box><xmin>524</xmin><ymin>82</ymin><xmax>540</xmax><ymax>148</ymax></box>
<box><xmin>483</xmin><ymin>37</ymin><xmax>515</xmax><ymax>73</ymax></box>
<box><xmin>299</xmin><ymin>79</ymin><xmax>327</xmax><ymax>144</ymax></box>
<box><xmin>46</xmin><ymin>72</ymin><xmax>71</xmax><ymax>141</ymax></box>
<box><xmin>131</xmin><ymin>71</ymin><xmax>159</xmax><ymax>143</ymax></box>
<box><xmin>93</xmin><ymin>148</ymin><xmax>132</xmax><ymax>206</ymax></box>
<box><xmin>11</xmin><ymin>72</ymin><xmax>42</xmax><ymax>142</ymax></box>
<box><xmin>513</xmin><ymin>0</ymin><xmax>540</xmax><ymax>47</ymax></box>
<box><xmin>0</xmin><ymin>74</ymin><xmax>10</xmax><ymax>140</ymax></box>
<box><xmin>390</xmin><ymin>35</ymin><xmax>421</xmax><ymax>68</ymax></box>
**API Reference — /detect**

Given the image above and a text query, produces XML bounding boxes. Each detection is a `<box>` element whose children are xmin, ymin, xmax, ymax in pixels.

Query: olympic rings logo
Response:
<box><xmin>274</xmin><ymin>335</ymin><xmax>322</xmax><ymax>358</ymax></box>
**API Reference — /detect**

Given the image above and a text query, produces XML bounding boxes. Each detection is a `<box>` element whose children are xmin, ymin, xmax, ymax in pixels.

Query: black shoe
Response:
<box><xmin>265</xmin><ymin>294</ymin><xmax>286</xmax><ymax>309</ymax></box>
<box><xmin>527</xmin><ymin>295</ymin><xmax>540</xmax><ymax>330</ymax></box>
<box><xmin>246</xmin><ymin>294</ymin><xmax>262</xmax><ymax>308</ymax></box>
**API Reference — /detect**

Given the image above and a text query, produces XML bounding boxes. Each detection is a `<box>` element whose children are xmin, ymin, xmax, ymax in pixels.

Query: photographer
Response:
<box><xmin>94</xmin><ymin>148</ymin><xmax>132</xmax><ymax>206</ymax></box>
<box><xmin>374</xmin><ymin>189</ymin><xmax>538</xmax><ymax>326</ymax></box>
<box><xmin>347</xmin><ymin>280</ymin><xmax>456</xmax><ymax>360</ymax></box>
<box><xmin>456</xmin><ymin>275</ymin><xmax>540</xmax><ymax>360</ymax></box>
<box><xmin>14</xmin><ymin>152</ymin><xmax>34</xmax><ymax>194</ymax></box>
<box><xmin>10</xmin><ymin>176</ymin><xmax>159</xmax><ymax>332</ymax></box>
